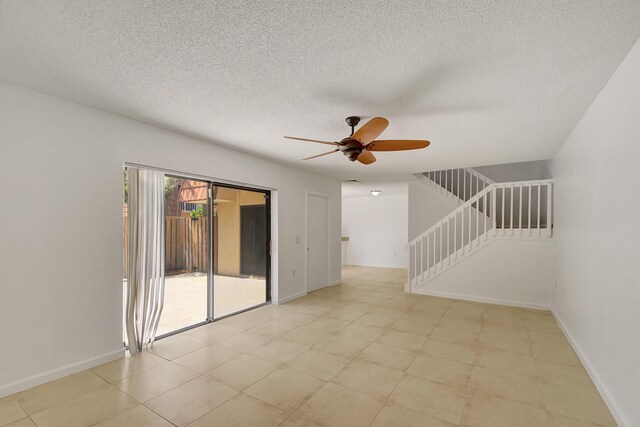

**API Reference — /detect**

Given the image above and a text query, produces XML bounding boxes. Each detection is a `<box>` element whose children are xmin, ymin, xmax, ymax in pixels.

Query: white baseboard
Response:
<box><xmin>412</xmin><ymin>287</ymin><xmax>551</xmax><ymax>311</ymax></box>
<box><xmin>551</xmin><ymin>310</ymin><xmax>629</xmax><ymax>427</ymax></box>
<box><xmin>274</xmin><ymin>290</ymin><xmax>307</xmax><ymax>305</ymax></box>
<box><xmin>0</xmin><ymin>348</ymin><xmax>125</xmax><ymax>398</ymax></box>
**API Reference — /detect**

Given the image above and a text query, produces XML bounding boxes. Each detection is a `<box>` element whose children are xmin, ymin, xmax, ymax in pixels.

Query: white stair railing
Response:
<box><xmin>409</xmin><ymin>179</ymin><xmax>553</xmax><ymax>289</ymax></box>
<box><xmin>417</xmin><ymin>168</ymin><xmax>495</xmax><ymax>204</ymax></box>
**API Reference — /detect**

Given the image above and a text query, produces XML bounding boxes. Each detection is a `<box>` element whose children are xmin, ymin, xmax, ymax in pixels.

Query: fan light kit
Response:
<box><xmin>371</xmin><ymin>190</ymin><xmax>381</xmax><ymax>196</ymax></box>
<box><xmin>284</xmin><ymin>116</ymin><xmax>431</xmax><ymax>165</ymax></box>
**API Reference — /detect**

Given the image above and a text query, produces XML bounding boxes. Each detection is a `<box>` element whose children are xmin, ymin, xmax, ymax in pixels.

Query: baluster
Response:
<box><xmin>475</xmin><ymin>199</ymin><xmax>479</xmax><ymax>245</ymax></box>
<box><xmin>457</xmin><ymin>169</ymin><xmax>461</xmax><ymax>200</ymax></box>
<box><xmin>446</xmin><ymin>219</ymin><xmax>450</xmax><ymax>264</ymax></box>
<box><xmin>518</xmin><ymin>185</ymin><xmax>523</xmax><ymax>237</ymax></box>
<box><xmin>463</xmin><ymin>170</ymin><xmax>467</xmax><ymax>201</ymax></box>
<box><xmin>510</xmin><ymin>185</ymin><xmax>514</xmax><ymax>237</ymax></box>
<box><xmin>484</xmin><ymin>192</ymin><xmax>488</xmax><ymax>241</ymax></box>
<box><xmin>454</xmin><ymin>211</ymin><xmax>458</xmax><ymax>257</ymax></box>
<box><xmin>468</xmin><ymin>204</ymin><xmax>472</xmax><ymax>250</ymax></box>
<box><xmin>537</xmin><ymin>184</ymin><xmax>541</xmax><ymax>237</ymax></box>
<box><xmin>491</xmin><ymin>187</ymin><xmax>497</xmax><ymax>237</ymax></box>
<box><xmin>546</xmin><ymin>183</ymin><xmax>552</xmax><ymax>237</ymax></box>
<box><xmin>528</xmin><ymin>184</ymin><xmax>532</xmax><ymax>237</ymax></box>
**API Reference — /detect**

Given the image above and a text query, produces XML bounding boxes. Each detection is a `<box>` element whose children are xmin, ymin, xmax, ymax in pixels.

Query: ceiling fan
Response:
<box><xmin>284</xmin><ymin>116</ymin><xmax>430</xmax><ymax>165</ymax></box>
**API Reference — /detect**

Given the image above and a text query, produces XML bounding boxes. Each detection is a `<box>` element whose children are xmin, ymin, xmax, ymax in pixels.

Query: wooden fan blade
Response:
<box><xmin>352</xmin><ymin>117</ymin><xmax>389</xmax><ymax>146</ymax></box>
<box><xmin>368</xmin><ymin>140</ymin><xmax>430</xmax><ymax>151</ymax></box>
<box><xmin>303</xmin><ymin>149</ymin><xmax>340</xmax><ymax>160</ymax></box>
<box><xmin>357</xmin><ymin>151</ymin><xmax>377</xmax><ymax>165</ymax></box>
<box><xmin>284</xmin><ymin>136</ymin><xmax>340</xmax><ymax>146</ymax></box>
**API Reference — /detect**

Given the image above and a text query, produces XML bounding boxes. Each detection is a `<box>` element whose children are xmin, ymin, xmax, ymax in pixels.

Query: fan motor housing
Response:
<box><xmin>340</xmin><ymin>137</ymin><xmax>364</xmax><ymax>161</ymax></box>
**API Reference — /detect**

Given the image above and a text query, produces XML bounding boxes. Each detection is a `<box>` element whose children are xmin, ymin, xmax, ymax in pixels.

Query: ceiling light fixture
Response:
<box><xmin>371</xmin><ymin>190</ymin><xmax>381</xmax><ymax>196</ymax></box>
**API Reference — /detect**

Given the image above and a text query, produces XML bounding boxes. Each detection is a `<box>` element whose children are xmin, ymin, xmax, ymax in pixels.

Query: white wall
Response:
<box><xmin>551</xmin><ymin>38</ymin><xmax>640</xmax><ymax>426</ymax></box>
<box><xmin>0</xmin><ymin>82</ymin><xmax>341</xmax><ymax>396</ymax></box>
<box><xmin>415</xmin><ymin>239</ymin><xmax>554</xmax><ymax>308</ymax></box>
<box><xmin>474</xmin><ymin>160</ymin><xmax>551</xmax><ymax>182</ymax></box>
<box><xmin>408</xmin><ymin>181</ymin><xmax>459</xmax><ymax>241</ymax></box>
<box><xmin>342</xmin><ymin>191</ymin><xmax>408</xmax><ymax>269</ymax></box>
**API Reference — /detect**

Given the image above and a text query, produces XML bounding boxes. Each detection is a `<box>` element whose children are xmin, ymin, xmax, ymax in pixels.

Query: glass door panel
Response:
<box><xmin>157</xmin><ymin>176</ymin><xmax>210</xmax><ymax>335</ymax></box>
<box><xmin>213</xmin><ymin>185</ymin><xmax>269</xmax><ymax>318</ymax></box>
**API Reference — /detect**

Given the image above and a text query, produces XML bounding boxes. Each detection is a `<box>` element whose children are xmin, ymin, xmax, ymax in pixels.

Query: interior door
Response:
<box><xmin>306</xmin><ymin>194</ymin><xmax>329</xmax><ymax>292</ymax></box>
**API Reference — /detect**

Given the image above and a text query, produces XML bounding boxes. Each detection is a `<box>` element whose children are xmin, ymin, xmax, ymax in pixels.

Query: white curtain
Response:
<box><xmin>126</xmin><ymin>168</ymin><xmax>166</xmax><ymax>354</ymax></box>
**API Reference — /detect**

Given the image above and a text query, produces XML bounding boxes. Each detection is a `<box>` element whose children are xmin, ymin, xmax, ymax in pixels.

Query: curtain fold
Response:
<box><xmin>126</xmin><ymin>168</ymin><xmax>166</xmax><ymax>354</ymax></box>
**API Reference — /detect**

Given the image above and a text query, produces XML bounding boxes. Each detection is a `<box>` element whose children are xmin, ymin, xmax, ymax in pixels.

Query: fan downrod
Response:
<box><xmin>345</xmin><ymin>116</ymin><xmax>361</xmax><ymax>135</ymax></box>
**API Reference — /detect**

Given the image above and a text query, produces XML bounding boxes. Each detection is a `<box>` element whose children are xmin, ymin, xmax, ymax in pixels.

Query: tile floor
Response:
<box><xmin>2</xmin><ymin>266</ymin><xmax>616</xmax><ymax>426</ymax></box>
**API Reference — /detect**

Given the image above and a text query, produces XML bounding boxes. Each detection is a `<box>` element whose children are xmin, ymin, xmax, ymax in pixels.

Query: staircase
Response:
<box><xmin>409</xmin><ymin>168</ymin><xmax>553</xmax><ymax>291</ymax></box>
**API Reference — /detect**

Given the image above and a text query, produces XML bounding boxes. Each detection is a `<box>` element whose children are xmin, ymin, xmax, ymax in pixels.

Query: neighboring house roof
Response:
<box><xmin>178</xmin><ymin>180</ymin><xmax>207</xmax><ymax>203</ymax></box>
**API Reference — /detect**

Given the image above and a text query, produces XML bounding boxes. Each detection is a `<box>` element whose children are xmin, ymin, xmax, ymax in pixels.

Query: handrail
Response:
<box><xmin>410</xmin><ymin>182</ymin><xmax>494</xmax><ymax>246</ymax></box>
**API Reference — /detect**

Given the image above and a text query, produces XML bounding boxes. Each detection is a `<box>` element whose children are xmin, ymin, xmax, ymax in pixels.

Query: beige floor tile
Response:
<box><xmin>547</xmin><ymin>411</ymin><xmax>614</xmax><ymax>427</ymax></box>
<box><xmin>401</xmin><ymin>310</ymin><xmax>443</xmax><ymax>324</ymax></box>
<box><xmin>286</xmin><ymin>349</ymin><xmax>351</xmax><ymax>380</ymax></box>
<box><xmin>277</xmin><ymin>312</ymin><xmax>318</xmax><ymax>325</ymax></box>
<box><xmin>304</xmin><ymin>317</ymin><xmax>351</xmax><ymax>333</ymax></box>
<box><xmin>324</xmin><ymin>307</ymin><xmax>367</xmax><ymax>322</ymax></box>
<box><xmin>461</xmin><ymin>394</ymin><xmax>548</xmax><ymax>427</ymax></box>
<box><xmin>477</xmin><ymin>331</ymin><xmax>532</xmax><ymax>355</ymax></box>
<box><xmin>421</xmin><ymin>338</ymin><xmax>478</xmax><ymax>365</ymax></box>
<box><xmin>29</xmin><ymin>386</ymin><xmax>138</xmax><ymax>427</ymax></box>
<box><xmin>475</xmin><ymin>349</ymin><xmax>537</xmax><ymax>377</ymax></box>
<box><xmin>149</xmin><ymin>335</ymin><xmax>209</xmax><ymax>360</ymax></box>
<box><xmin>94</xmin><ymin>405</ymin><xmax>174</xmax><ymax>426</ymax></box>
<box><xmin>172</xmin><ymin>344</ymin><xmax>241</xmax><ymax>374</ymax></box>
<box><xmin>91</xmin><ymin>352</ymin><xmax>168</xmax><ymax>383</ymax></box>
<box><xmin>524</xmin><ymin>313</ymin><xmax>563</xmax><ymax>334</ymax></box>
<box><xmin>113</xmin><ymin>362</ymin><xmax>198</xmax><ymax>402</ymax></box>
<box><xmin>535</xmin><ymin>360</ymin><xmax>593</xmax><ymax>386</ymax></box>
<box><xmin>249</xmin><ymin>319</ymin><xmax>300</xmax><ymax>337</ymax></box>
<box><xmin>331</xmin><ymin>360</ymin><xmax>403</xmax><ymax>399</ymax></box>
<box><xmin>354</xmin><ymin>342</ymin><xmax>417</xmax><ymax>371</ymax></box>
<box><xmin>370</xmin><ymin>402</ymin><xmax>457</xmax><ymax>427</ymax></box>
<box><xmin>314</xmin><ymin>334</ymin><xmax>370</xmax><ymax>358</ymax></box>
<box><xmin>440</xmin><ymin>315</ymin><xmax>483</xmax><ymax>331</ymax></box>
<box><xmin>187</xmin><ymin>323</ymin><xmax>245</xmax><ymax>343</ymax></box>
<box><xmin>388</xmin><ymin>375</ymin><xmax>466</xmax><ymax>425</ymax></box>
<box><xmin>282</xmin><ymin>382</ymin><xmax>384</xmax><ymax>427</ymax></box>
<box><xmin>444</xmin><ymin>302</ymin><xmax>485</xmax><ymax>321</ymax></box>
<box><xmin>338</xmin><ymin>323</ymin><xmax>385</xmax><ymax>342</ymax></box>
<box><xmin>390</xmin><ymin>318</ymin><xmax>436</xmax><ymax>336</ymax></box>
<box><xmin>245</xmin><ymin>367</ymin><xmax>325</xmax><ymax>412</ymax></box>
<box><xmin>0</xmin><ymin>400</ymin><xmax>26</xmax><ymax>425</ymax></box>
<box><xmin>281</xmin><ymin>326</ymin><xmax>331</xmax><ymax>346</ymax></box>
<box><xmin>3</xmin><ymin>418</ymin><xmax>36</xmax><ymax>427</ymax></box>
<box><xmin>411</xmin><ymin>298</ymin><xmax>451</xmax><ymax>315</ymax></box>
<box><xmin>188</xmin><ymin>393</ymin><xmax>288</xmax><ymax>427</ymax></box>
<box><xmin>250</xmin><ymin>339</ymin><xmax>310</xmax><ymax>364</ymax></box>
<box><xmin>377</xmin><ymin>330</ymin><xmax>426</xmax><ymax>351</ymax></box>
<box><xmin>407</xmin><ymin>353</ymin><xmax>472</xmax><ymax>387</ymax></box>
<box><xmin>529</xmin><ymin>331</ymin><xmax>581</xmax><ymax>365</ymax></box>
<box><xmin>16</xmin><ymin>370</ymin><xmax>108</xmax><ymax>414</ymax></box>
<box><xmin>217</xmin><ymin>330</ymin><xmax>272</xmax><ymax>353</ymax></box>
<box><xmin>355</xmin><ymin>313</ymin><xmax>397</xmax><ymax>328</ymax></box>
<box><xmin>541</xmin><ymin>382</ymin><xmax>616</xmax><ymax>425</ymax></box>
<box><xmin>367</xmin><ymin>306</ymin><xmax>406</xmax><ymax>318</ymax></box>
<box><xmin>205</xmin><ymin>354</ymin><xmax>277</xmax><ymax>390</ymax></box>
<box><xmin>145</xmin><ymin>376</ymin><xmax>237</xmax><ymax>426</ymax></box>
<box><xmin>483</xmin><ymin>306</ymin><xmax>525</xmax><ymax>325</ymax></box>
<box><xmin>480</xmin><ymin>321</ymin><xmax>529</xmax><ymax>339</ymax></box>
<box><xmin>430</xmin><ymin>325</ymin><xmax>479</xmax><ymax>345</ymax></box>
<box><xmin>468</xmin><ymin>366</ymin><xmax>545</xmax><ymax>408</ymax></box>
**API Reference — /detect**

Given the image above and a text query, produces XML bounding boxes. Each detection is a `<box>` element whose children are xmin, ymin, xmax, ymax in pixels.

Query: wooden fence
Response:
<box><xmin>123</xmin><ymin>216</ymin><xmax>208</xmax><ymax>276</ymax></box>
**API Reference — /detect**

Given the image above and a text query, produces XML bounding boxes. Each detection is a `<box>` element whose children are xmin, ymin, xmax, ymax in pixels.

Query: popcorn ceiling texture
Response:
<box><xmin>1</xmin><ymin>0</ymin><xmax>639</xmax><ymax>180</ymax></box>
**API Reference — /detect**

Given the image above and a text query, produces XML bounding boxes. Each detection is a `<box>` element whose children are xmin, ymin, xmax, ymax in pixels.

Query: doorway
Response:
<box><xmin>306</xmin><ymin>193</ymin><xmax>329</xmax><ymax>292</ymax></box>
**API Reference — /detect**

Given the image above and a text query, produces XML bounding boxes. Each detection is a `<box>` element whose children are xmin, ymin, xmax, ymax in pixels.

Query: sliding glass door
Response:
<box><xmin>213</xmin><ymin>185</ymin><xmax>270</xmax><ymax>318</ymax></box>
<box><xmin>123</xmin><ymin>167</ymin><xmax>270</xmax><ymax>340</ymax></box>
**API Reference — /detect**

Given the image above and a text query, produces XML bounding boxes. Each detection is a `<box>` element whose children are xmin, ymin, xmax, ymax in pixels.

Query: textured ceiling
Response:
<box><xmin>1</xmin><ymin>1</ymin><xmax>639</xmax><ymax>181</ymax></box>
